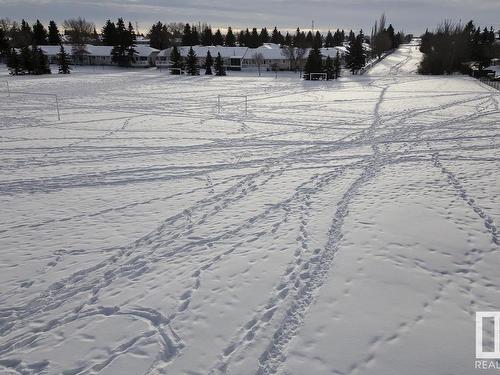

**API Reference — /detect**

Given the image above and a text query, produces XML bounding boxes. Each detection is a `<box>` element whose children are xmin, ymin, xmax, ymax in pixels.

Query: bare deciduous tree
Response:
<box><xmin>63</xmin><ymin>18</ymin><xmax>94</xmax><ymax>46</ymax></box>
<box><xmin>252</xmin><ymin>52</ymin><xmax>264</xmax><ymax>76</ymax></box>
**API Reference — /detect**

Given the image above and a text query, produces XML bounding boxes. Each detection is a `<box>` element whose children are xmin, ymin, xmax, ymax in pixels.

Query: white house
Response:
<box><xmin>242</xmin><ymin>43</ymin><xmax>290</xmax><ymax>70</ymax></box>
<box><xmin>39</xmin><ymin>44</ymin><xmax>159</xmax><ymax>67</ymax></box>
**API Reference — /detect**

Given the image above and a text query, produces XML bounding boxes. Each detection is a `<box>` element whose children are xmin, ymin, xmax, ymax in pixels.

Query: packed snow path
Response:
<box><xmin>0</xmin><ymin>41</ymin><xmax>499</xmax><ymax>374</ymax></box>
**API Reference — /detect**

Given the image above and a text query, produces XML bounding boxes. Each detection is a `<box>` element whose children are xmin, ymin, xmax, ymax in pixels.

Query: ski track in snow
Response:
<box><xmin>0</xmin><ymin>41</ymin><xmax>499</xmax><ymax>375</ymax></box>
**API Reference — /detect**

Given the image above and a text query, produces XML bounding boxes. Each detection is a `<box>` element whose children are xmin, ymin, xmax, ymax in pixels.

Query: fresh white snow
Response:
<box><xmin>0</xmin><ymin>41</ymin><xmax>499</xmax><ymax>375</ymax></box>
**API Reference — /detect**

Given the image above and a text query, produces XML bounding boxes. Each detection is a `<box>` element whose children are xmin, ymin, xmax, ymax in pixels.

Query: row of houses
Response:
<box><xmin>39</xmin><ymin>44</ymin><xmax>160</xmax><ymax>68</ymax></box>
<box><xmin>156</xmin><ymin>43</ymin><xmax>349</xmax><ymax>71</ymax></box>
<box><xmin>37</xmin><ymin>43</ymin><xmax>351</xmax><ymax>71</ymax></box>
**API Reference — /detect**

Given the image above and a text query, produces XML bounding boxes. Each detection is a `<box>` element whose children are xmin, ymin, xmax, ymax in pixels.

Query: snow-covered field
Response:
<box><xmin>0</xmin><ymin>41</ymin><xmax>499</xmax><ymax>375</ymax></box>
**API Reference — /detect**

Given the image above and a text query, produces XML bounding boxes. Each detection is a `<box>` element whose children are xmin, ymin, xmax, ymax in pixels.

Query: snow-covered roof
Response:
<box><xmin>246</xmin><ymin>43</ymin><xmax>286</xmax><ymax>60</ymax></box>
<box><xmin>320</xmin><ymin>47</ymin><xmax>347</xmax><ymax>58</ymax></box>
<box><xmin>134</xmin><ymin>45</ymin><xmax>160</xmax><ymax>57</ymax></box>
<box><xmin>39</xmin><ymin>45</ymin><xmax>71</xmax><ymax>56</ymax></box>
<box><xmin>158</xmin><ymin>45</ymin><xmax>249</xmax><ymax>59</ymax></box>
<box><xmin>38</xmin><ymin>44</ymin><xmax>158</xmax><ymax>57</ymax></box>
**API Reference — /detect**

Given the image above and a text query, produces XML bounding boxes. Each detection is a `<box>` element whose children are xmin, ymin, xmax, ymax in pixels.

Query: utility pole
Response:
<box><xmin>312</xmin><ymin>20</ymin><xmax>314</xmax><ymax>33</ymax></box>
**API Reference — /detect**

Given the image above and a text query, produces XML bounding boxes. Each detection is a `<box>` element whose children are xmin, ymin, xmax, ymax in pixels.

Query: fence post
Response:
<box><xmin>217</xmin><ymin>95</ymin><xmax>220</xmax><ymax>114</ymax></box>
<box><xmin>6</xmin><ymin>81</ymin><xmax>10</xmax><ymax>97</ymax></box>
<box><xmin>55</xmin><ymin>95</ymin><xmax>60</xmax><ymax>121</ymax></box>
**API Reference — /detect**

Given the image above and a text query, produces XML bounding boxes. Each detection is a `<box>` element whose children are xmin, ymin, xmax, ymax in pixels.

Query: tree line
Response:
<box><xmin>419</xmin><ymin>20</ymin><xmax>499</xmax><ymax>75</ymax></box>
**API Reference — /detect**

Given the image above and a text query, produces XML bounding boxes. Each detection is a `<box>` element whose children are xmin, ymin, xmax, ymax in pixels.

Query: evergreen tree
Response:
<box><xmin>127</xmin><ymin>22</ymin><xmax>137</xmax><ymax>62</ymax></box>
<box><xmin>225</xmin><ymin>27</ymin><xmax>236</xmax><ymax>46</ymax></box>
<box><xmin>348</xmin><ymin>30</ymin><xmax>355</xmax><ymax>42</ymax></box>
<box><xmin>0</xmin><ymin>28</ymin><xmax>9</xmax><ymax>56</ymax></box>
<box><xmin>345</xmin><ymin>31</ymin><xmax>366</xmax><ymax>74</ymax></box>
<box><xmin>170</xmin><ymin>45</ymin><xmax>183</xmax><ymax>74</ymax></box>
<box><xmin>190</xmin><ymin>26</ymin><xmax>200</xmax><ymax>45</ymax></box>
<box><xmin>102</xmin><ymin>20</ymin><xmax>117</xmax><ymax>45</ymax></box>
<box><xmin>293</xmin><ymin>28</ymin><xmax>305</xmax><ymax>48</ymax></box>
<box><xmin>284</xmin><ymin>32</ymin><xmax>293</xmax><ymax>46</ymax></box>
<box><xmin>48</xmin><ymin>21</ymin><xmax>61</xmax><ymax>45</ymax></box>
<box><xmin>20</xmin><ymin>46</ymin><xmax>34</xmax><ymax>73</ymax></box>
<box><xmin>201</xmin><ymin>27</ymin><xmax>213</xmax><ymax>46</ymax></box>
<box><xmin>186</xmin><ymin>46</ymin><xmax>199</xmax><ymax>75</ymax></box>
<box><xmin>204</xmin><ymin>50</ymin><xmax>213</xmax><ymax>74</ymax></box>
<box><xmin>260</xmin><ymin>27</ymin><xmax>270</xmax><ymax>44</ymax></box>
<box><xmin>313</xmin><ymin>31</ymin><xmax>323</xmax><ymax>48</ymax></box>
<box><xmin>182</xmin><ymin>23</ymin><xmax>192</xmax><ymax>45</ymax></box>
<box><xmin>332</xmin><ymin>29</ymin><xmax>343</xmax><ymax>46</ymax></box>
<box><xmin>6</xmin><ymin>48</ymin><xmax>22</xmax><ymax>75</ymax></box>
<box><xmin>214</xmin><ymin>52</ymin><xmax>225</xmax><ymax>76</ymax></box>
<box><xmin>57</xmin><ymin>44</ymin><xmax>71</xmax><ymax>74</ymax></box>
<box><xmin>387</xmin><ymin>24</ymin><xmax>396</xmax><ymax>49</ymax></box>
<box><xmin>333</xmin><ymin>50</ymin><xmax>342</xmax><ymax>79</ymax></box>
<box><xmin>32</xmin><ymin>47</ymin><xmax>51</xmax><ymax>74</ymax></box>
<box><xmin>213</xmin><ymin>29</ymin><xmax>224</xmax><ymax>45</ymax></box>
<box><xmin>305</xmin><ymin>31</ymin><xmax>314</xmax><ymax>48</ymax></box>
<box><xmin>324</xmin><ymin>31</ymin><xmax>334</xmax><ymax>47</ymax></box>
<box><xmin>111</xmin><ymin>18</ymin><xmax>137</xmax><ymax>66</ymax></box>
<box><xmin>249</xmin><ymin>28</ymin><xmax>260</xmax><ymax>48</ymax></box>
<box><xmin>324</xmin><ymin>55</ymin><xmax>334</xmax><ymax>80</ymax></box>
<box><xmin>13</xmin><ymin>20</ymin><xmax>33</xmax><ymax>48</ymax></box>
<box><xmin>271</xmin><ymin>27</ymin><xmax>281</xmax><ymax>44</ymax></box>
<box><xmin>148</xmin><ymin>22</ymin><xmax>171</xmax><ymax>50</ymax></box>
<box><xmin>33</xmin><ymin>20</ymin><xmax>48</xmax><ymax>45</ymax></box>
<box><xmin>237</xmin><ymin>30</ymin><xmax>246</xmax><ymax>46</ymax></box>
<box><xmin>304</xmin><ymin>45</ymin><xmax>323</xmax><ymax>80</ymax></box>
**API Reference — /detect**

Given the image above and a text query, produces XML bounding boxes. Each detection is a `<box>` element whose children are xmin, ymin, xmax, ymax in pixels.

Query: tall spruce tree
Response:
<box><xmin>213</xmin><ymin>29</ymin><xmax>224</xmax><ymax>45</ymax></box>
<box><xmin>102</xmin><ymin>20</ymin><xmax>117</xmax><ymax>45</ymax></box>
<box><xmin>111</xmin><ymin>19</ymin><xmax>136</xmax><ymax>66</ymax></box>
<box><xmin>7</xmin><ymin>49</ymin><xmax>22</xmax><ymax>75</ymax></box>
<box><xmin>190</xmin><ymin>26</ymin><xmax>200</xmax><ymax>45</ymax></box>
<box><xmin>32</xmin><ymin>47</ymin><xmax>51</xmax><ymax>75</ymax></box>
<box><xmin>170</xmin><ymin>45</ymin><xmax>183</xmax><ymax>74</ymax></box>
<box><xmin>57</xmin><ymin>44</ymin><xmax>71</xmax><ymax>74</ymax></box>
<box><xmin>148</xmin><ymin>22</ymin><xmax>171</xmax><ymax>50</ymax></box>
<box><xmin>201</xmin><ymin>27</ymin><xmax>213</xmax><ymax>46</ymax></box>
<box><xmin>0</xmin><ymin>28</ymin><xmax>9</xmax><ymax>56</ymax></box>
<box><xmin>225</xmin><ymin>27</ymin><xmax>236</xmax><ymax>46</ymax></box>
<box><xmin>345</xmin><ymin>31</ymin><xmax>366</xmax><ymax>74</ymax></box>
<box><xmin>182</xmin><ymin>23</ymin><xmax>192</xmax><ymax>45</ymax></box>
<box><xmin>48</xmin><ymin>21</ymin><xmax>61</xmax><ymax>45</ymax></box>
<box><xmin>249</xmin><ymin>28</ymin><xmax>260</xmax><ymax>48</ymax></box>
<box><xmin>324</xmin><ymin>31</ymin><xmax>334</xmax><ymax>47</ymax></box>
<box><xmin>186</xmin><ymin>46</ymin><xmax>199</xmax><ymax>75</ymax></box>
<box><xmin>304</xmin><ymin>45</ymin><xmax>323</xmax><ymax>80</ymax></box>
<box><xmin>324</xmin><ymin>55</ymin><xmax>334</xmax><ymax>80</ymax></box>
<box><xmin>20</xmin><ymin>46</ymin><xmax>33</xmax><ymax>73</ymax></box>
<box><xmin>260</xmin><ymin>27</ymin><xmax>270</xmax><ymax>44</ymax></box>
<box><xmin>271</xmin><ymin>27</ymin><xmax>281</xmax><ymax>44</ymax></box>
<box><xmin>305</xmin><ymin>31</ymin><xmax>314</xmax><ymax>48</ymax></box>
<box><xmin>204</xmin><ymin>50</ymin><xmax>213</xmax><ymax>74</ymax></box>
<box><xmin>214</xmin><ymin>52</ymin><xmax>225</xmax><ymax>76</ymax></box>
<box><xmin>33</xmin><ymin>20</ymin><xmax>48</xmax><ymax>45</ymax></box>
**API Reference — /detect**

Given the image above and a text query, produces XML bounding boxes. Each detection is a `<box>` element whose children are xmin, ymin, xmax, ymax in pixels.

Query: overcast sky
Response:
<box><xmin>1</xmin><ymin>0</ymin><xmax>499</xmax><ymax>35</ymax></box>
